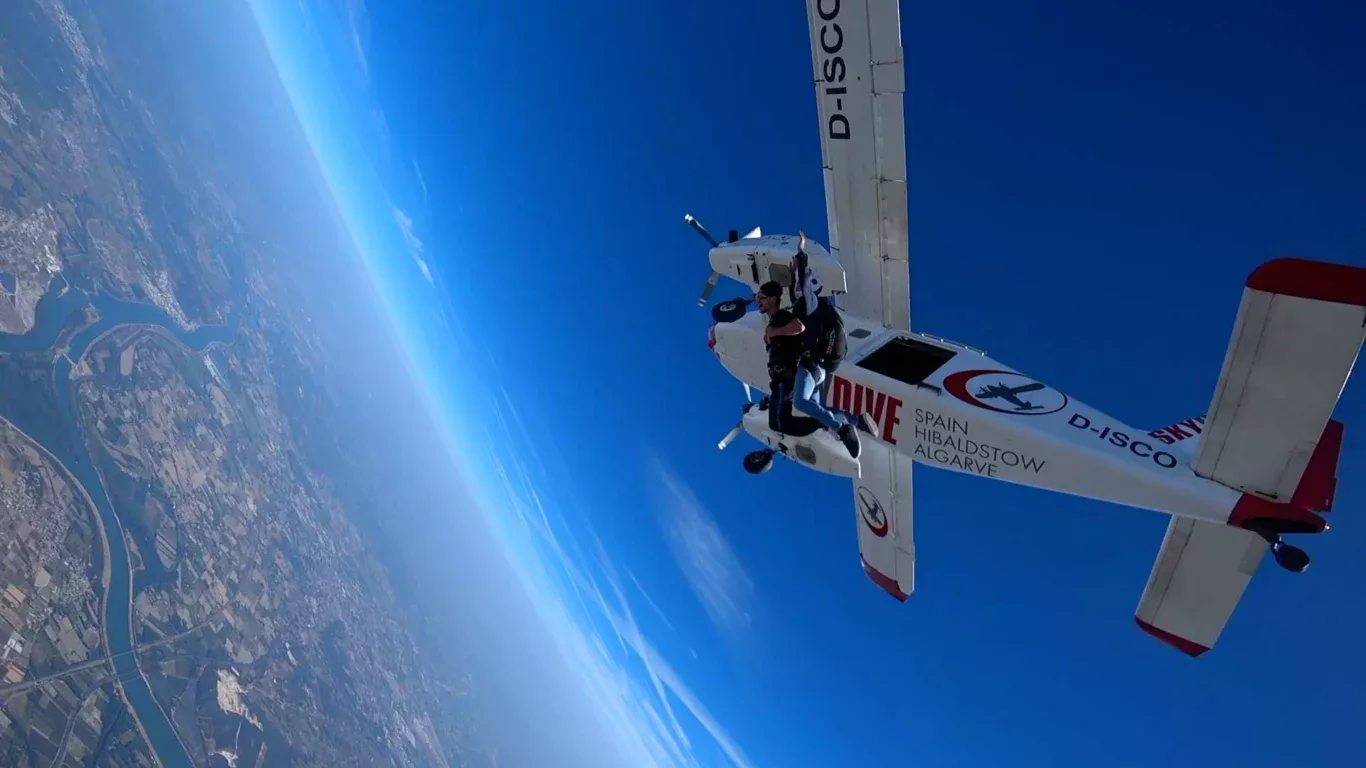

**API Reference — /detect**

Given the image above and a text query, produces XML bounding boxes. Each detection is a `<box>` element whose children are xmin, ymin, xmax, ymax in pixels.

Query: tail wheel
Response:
<box><xmin>1272</xmin><ymin>541</ymin><xmax>1310</xmax><ymax>573</ymax></box>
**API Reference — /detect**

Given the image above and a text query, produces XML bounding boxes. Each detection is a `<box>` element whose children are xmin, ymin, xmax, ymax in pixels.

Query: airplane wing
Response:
<box><xmin>1192</xmin><ymin>258</ymin><xmax>1366</xmax><ymax>500</ymax></box>
<box><xmin>853</xmin><ymin>439</ymin><xmax>914</xmax><ymax>600</ymax></box>
<box><xmin>1134</xmin><ymin>517</ymin><xmax>1265</xmax><ymax>656</ymax></box>
<box><xmin>805</xmin><ymin>0</ymin><xmax>910</xmax><ymax>332</ymax></box>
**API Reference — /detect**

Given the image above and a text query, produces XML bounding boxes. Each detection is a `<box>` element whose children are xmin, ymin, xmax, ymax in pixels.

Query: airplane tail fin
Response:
<box><xmin>1149</xmin><ymin>414</ymin><xmax>1344</xmax><ymax>514</ymax></box>
<box><xmin>1291</xmin><ymin>419</ymin><xmax>1344</xmax><ymax>514</ymax></box>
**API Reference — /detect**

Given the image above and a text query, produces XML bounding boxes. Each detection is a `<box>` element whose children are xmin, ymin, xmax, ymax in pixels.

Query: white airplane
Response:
<box><xmin>688</xmin><ymin>0</ymin><xmax>1366</xmax><ymax>656</ymax></box>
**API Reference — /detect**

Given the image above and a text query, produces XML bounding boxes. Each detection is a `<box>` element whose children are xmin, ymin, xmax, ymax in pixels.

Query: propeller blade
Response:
<box><xmin>717</xmin><ymin>421</ymin><xmax>745</xmax><ymax>450</ymax></box>
<box><xmin>743</xmin><ymin>383</ymin><xmax>752</xmax><ymax>403</ymax></box>
<box><xmin>697</xmin><ymin>270</ymin><xmax>721</xmax><ymax>306</ymax></box>
<box><xmin>684</xmin><ymin>213</ymin><xmax>721</xmax><ymax>248</ymax></box>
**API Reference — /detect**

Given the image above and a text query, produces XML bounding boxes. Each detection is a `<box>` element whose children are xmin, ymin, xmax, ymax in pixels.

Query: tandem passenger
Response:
<box><xmin>786</xmin><ymin>232</ymin><xmax>875</xmax><ymax>452</ymax></box>
<box><xmin>757</xmin><ymin>279</ymin><xmax>861</xmax><ymax>458</ymax></box>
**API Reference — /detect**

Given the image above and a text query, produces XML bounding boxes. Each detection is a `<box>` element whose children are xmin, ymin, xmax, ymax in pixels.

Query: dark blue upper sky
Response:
<box><xmin>250</xmin><ymin>0</ymin><xmax>1366</xmax><ymax>765</ymax></box>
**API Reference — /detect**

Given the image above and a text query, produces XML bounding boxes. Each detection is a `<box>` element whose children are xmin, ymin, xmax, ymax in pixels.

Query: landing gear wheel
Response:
<box><xmin>1272</xmin><ymin>541</ymin><xmax>1310</xmax><ymax>573</ymax></box>
<box><xmin>743</xmin><ymin>450</ymin><xmax>774</xmax><ymax>475</ymax></box>
<box><xmin>712</xmin><ymin>299</ymin><xmax>749</xmax><ymax>323</ymax></box>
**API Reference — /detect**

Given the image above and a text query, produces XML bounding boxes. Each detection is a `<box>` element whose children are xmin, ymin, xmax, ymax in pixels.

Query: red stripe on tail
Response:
<box><xmin>1293</xmin><ymin>419</ymin><xmax>1344</xmax><ymax>514</ymax></box>
<box><xmin>1136</xmin><ymin>618</ymin><xmax>1210</xmax><ymax>657</ymax></box>
<box><xmin>1228</xmin><ymin>419</ymin><xmax>1344</xmax><ymax>533</ymax></box>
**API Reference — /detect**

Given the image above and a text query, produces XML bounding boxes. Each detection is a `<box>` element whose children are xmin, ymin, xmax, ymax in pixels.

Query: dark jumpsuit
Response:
<box><xmin>765</xmin><ymin>308</ymin><xmax>821</xmax><ymax>437</ymax></box>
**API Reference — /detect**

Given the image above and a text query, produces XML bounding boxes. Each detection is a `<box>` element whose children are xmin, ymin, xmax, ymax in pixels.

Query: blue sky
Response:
<box><xmin>246</xmin><ymin>1</ymin><xmax>1366</xmax><ymax>766</ymax></box>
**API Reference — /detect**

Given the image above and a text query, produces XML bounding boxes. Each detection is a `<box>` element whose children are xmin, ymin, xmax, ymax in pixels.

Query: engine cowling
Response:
<box><xmin>707</xmin><ymin>234</ymin><xmax>847</xmax><ymax>298</ymax></box>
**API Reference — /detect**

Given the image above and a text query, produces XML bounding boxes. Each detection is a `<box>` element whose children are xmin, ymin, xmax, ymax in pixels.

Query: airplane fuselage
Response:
<box><xmin>710</xmin><ymin>306</ymin><xmax>1244</xmax><ymax>527</ymax></box>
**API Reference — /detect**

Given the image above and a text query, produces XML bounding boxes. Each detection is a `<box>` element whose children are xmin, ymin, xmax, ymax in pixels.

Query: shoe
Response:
<box><xmin>838</xmin><ymin>424</ymin><xmax>861</xmax><ymax>459</ymax></box>
<box><xmin>857</xmin><ymin>413</ymin><xmax>879</xmax><ymax>438</ymax></box>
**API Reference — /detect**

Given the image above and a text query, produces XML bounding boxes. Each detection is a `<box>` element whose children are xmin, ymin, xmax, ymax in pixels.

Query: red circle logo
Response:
<box><xmin>943</xmin><ymin>369</ymin><xmax>1069</xmax><ymax>416</ymax></box>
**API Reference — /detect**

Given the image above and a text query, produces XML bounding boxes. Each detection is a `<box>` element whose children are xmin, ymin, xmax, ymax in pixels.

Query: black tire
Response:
<box><xmin>712</xmin><ymin>299</ymin><xmax>750</xmax><ymax>323</ymax></box>
<box><xmin>1273</xmin><ymin>542</ymin><xmax>1310</xmax><ymax>573</ymax></box>
<box><xmin>743</xmin><ymin>450</ymin><xmax>773</xmax><ymax>475</ymax></box>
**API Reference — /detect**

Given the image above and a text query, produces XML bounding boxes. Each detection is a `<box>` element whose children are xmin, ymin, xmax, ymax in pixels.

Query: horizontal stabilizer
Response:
<box><xmin>1194</xmin><ymin>258</ymin><xmax>1366</xmax><ymax>502</ymax></box>
<box><xmin>1135</xmin><ymin>516</ymin><xmax>1266</xmax><ymax>656</ymax></box>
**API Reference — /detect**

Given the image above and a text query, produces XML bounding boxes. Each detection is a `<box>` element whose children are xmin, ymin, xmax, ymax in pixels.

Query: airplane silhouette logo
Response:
<box><xmin>975</xmin><ymin>381</ymin><xmax>1048</xmax><ymax>412</ymax></box>
<box><xmin>942</xmin><ymin>369</ymin><xmax>1070</xmax><ymax>416</ymax></box>
<box><xmin>857</xmin><ymin>486</ymin><xmax>889</xmax><ymax>537</ymax></box>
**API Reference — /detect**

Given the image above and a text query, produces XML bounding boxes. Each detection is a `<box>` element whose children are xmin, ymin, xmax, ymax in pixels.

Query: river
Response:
<box><xmin>0</xmin><ymin>279</ymin><xmax>236</xmax><ymax>767</ymax></box>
